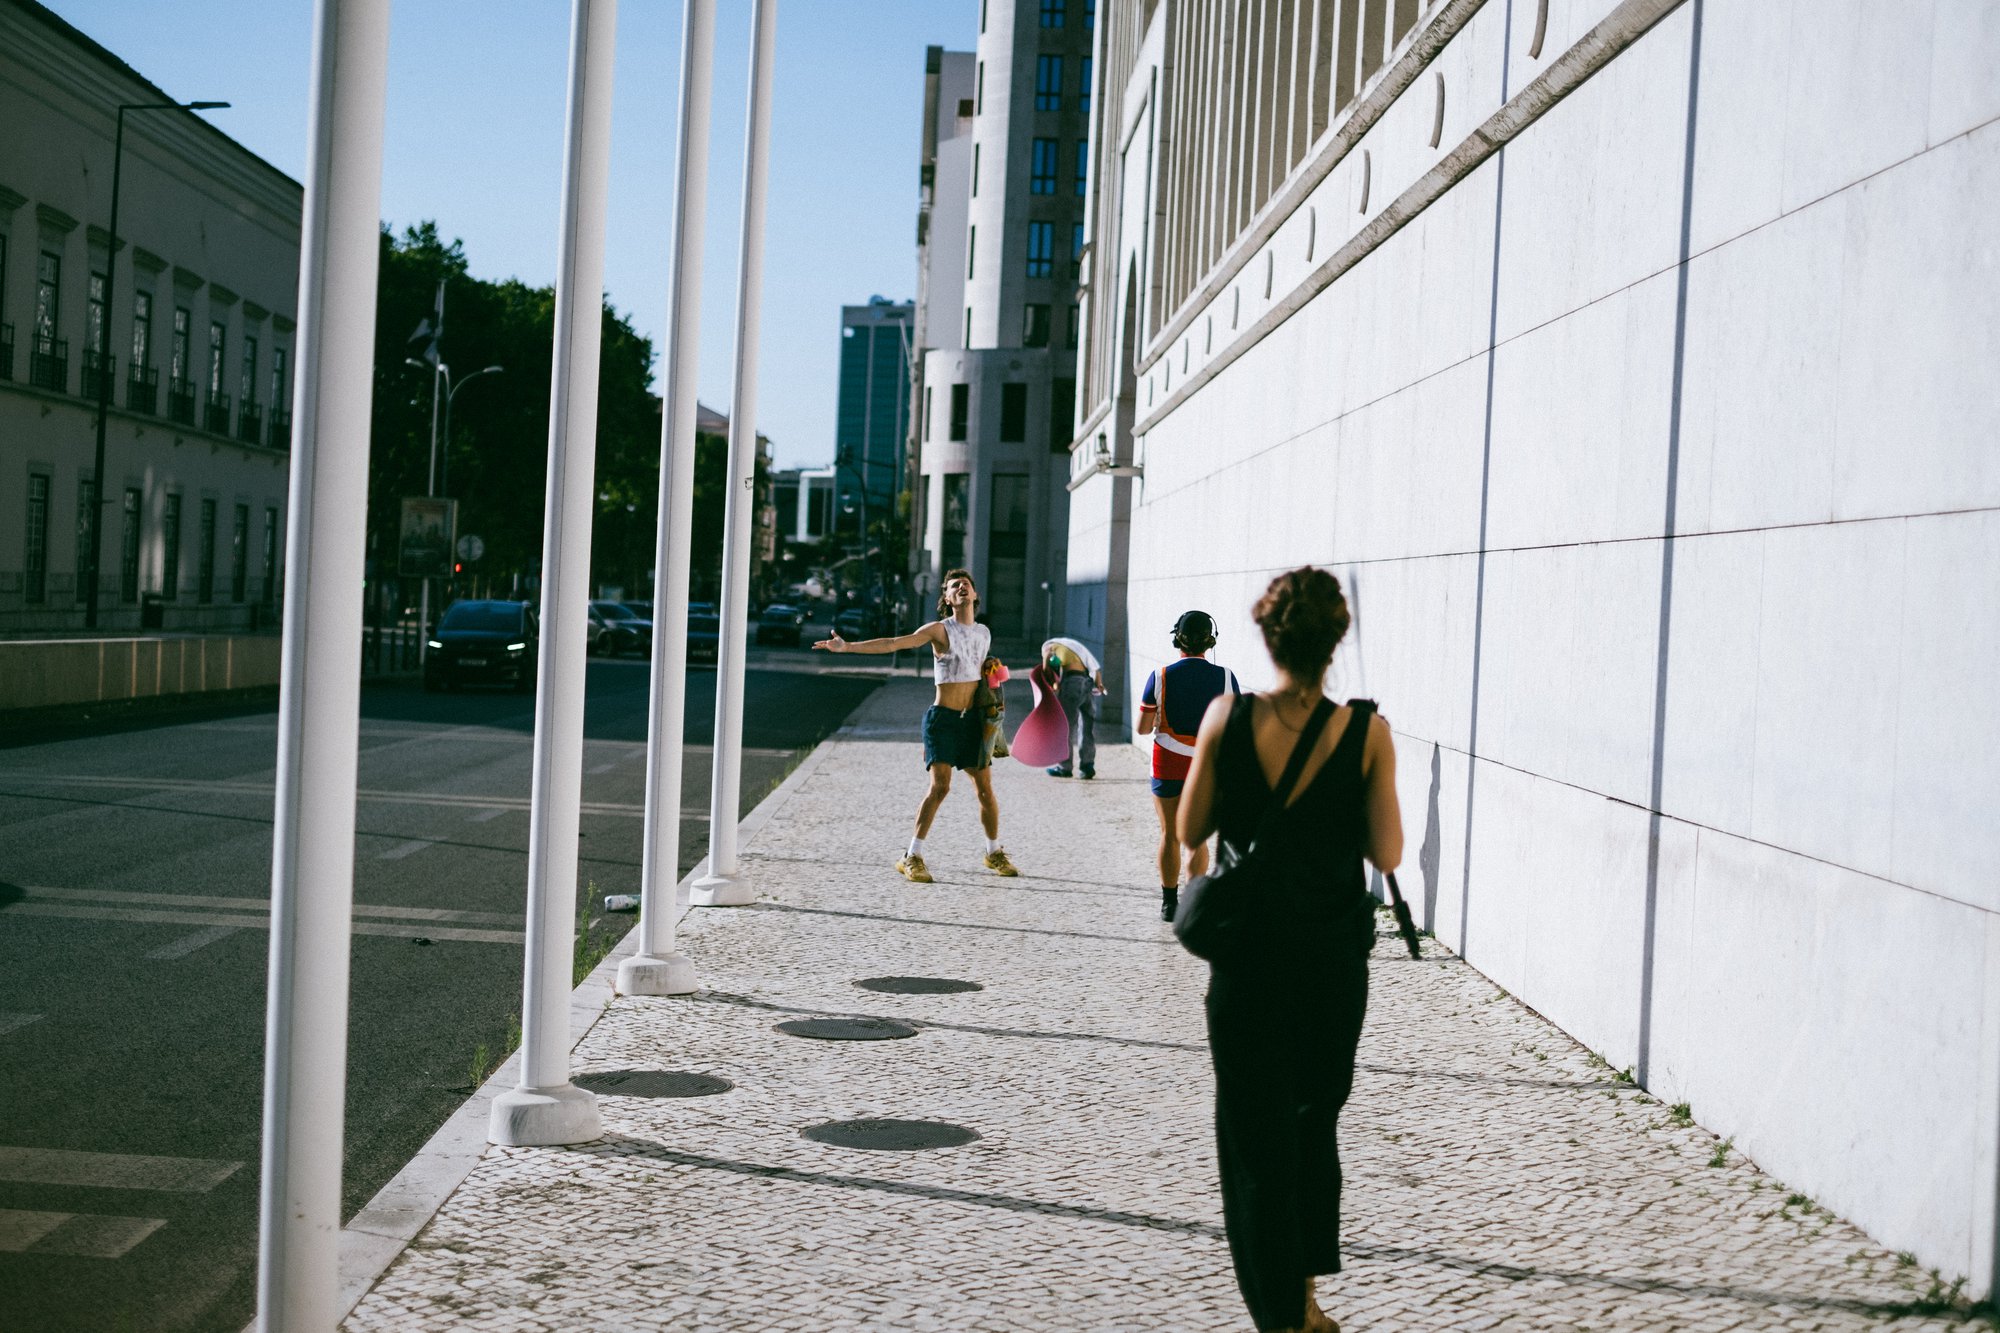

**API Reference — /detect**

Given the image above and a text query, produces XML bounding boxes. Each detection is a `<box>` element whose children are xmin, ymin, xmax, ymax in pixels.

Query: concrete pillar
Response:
<box><xmin>254</xmin><ymin>0</ymin><xmax>390</xmax><ymax>1326</ymax></box>
<box><xmin>619</xmin><ymin>0</ymin><xmax>716</xmax><ymax>996</ymax></box>
<box><xmin>488</xmin><ymin>0</ymin><xmax>617</xmax><ymax>1147</ymax></box>
<box><xmin>692</xmin><ymin>0</ymin><xmax>777</xmax><ymax>908</ymax></box>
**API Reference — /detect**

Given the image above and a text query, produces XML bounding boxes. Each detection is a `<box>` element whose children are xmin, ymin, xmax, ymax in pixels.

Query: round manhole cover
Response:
<box><xmin>774</xmin><ymin>1017</ymin><xmax>918</xmax><ymax>1041</ymax></box>
<box><xmin>801</xmin><ymin>1118</ymin><xmax>980</xmax><ymax>1151</ymax></box>
<box><xmin>576</xmin><ymin>1070</ymin><xmax>734</xmax><ymax>1098</ymax></box>
<box><xmin>853</xmin><ymin>976</ymin><xmax>983</xmax><ymax>995</ymax></box>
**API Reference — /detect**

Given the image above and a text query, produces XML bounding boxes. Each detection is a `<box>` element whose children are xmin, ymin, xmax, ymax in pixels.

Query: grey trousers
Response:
<box><xmin>1057</xmin><ymin>672</ymin><xmax>1097</xmax><ymax>770</ymax></box>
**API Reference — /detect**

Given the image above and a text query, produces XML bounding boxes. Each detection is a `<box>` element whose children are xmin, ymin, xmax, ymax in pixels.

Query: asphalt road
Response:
<box><xmin>0</xmin><ymin>643</ymin><xmax>889</xmax><ymax>1332</ymax></box>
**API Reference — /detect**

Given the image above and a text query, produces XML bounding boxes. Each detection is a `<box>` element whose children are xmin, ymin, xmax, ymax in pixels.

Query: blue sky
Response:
<box><xmin>46</xmin><ymin>0</ymin><xmax>975</xmax><ymax>469</ymax></box>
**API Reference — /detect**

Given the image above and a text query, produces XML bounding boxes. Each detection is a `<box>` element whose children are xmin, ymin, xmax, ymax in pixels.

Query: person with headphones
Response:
<box><xmin>1136</xmin><ymin>610</ymin><xmax>1240</xmax><ymax>921</ymax></box>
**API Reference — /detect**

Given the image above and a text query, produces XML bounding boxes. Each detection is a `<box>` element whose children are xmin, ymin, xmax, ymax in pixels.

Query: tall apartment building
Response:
<box><xmin>834</xmin><ymin>297</ymin><xmax>912</xmax><ymax>551</ymax></box>
<box><xmin>1071</xmin><ymin>0</ymin><xmax>2000</xmax><ymax>1294</ymax></box>
<box><xmin>910</xmin><ymin>0</ymin><xmax>1096</xmax><ymax>648</ymax></box>
<box><xmin>0</xmin><ymin>0</ymin><xmax>300</xmax><ymax>635</ymax></box>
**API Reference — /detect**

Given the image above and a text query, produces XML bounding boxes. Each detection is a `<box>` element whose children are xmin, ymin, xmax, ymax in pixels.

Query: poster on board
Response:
<box><xmin>398</xmin><ymin>497</ymin><xmax>457</xmax><ymax>578</ymax></box>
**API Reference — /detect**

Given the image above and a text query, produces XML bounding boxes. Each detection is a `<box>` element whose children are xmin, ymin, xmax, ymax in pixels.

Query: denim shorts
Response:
<box><xmin>922</xmin><ymin>705</ymin><xmax>991</xmax><ymax>771</ymax></box>
<box><xmin>1150</xmin><ymin>777</ymin><xmax>1185</xmax><ymax>799</ymax></box>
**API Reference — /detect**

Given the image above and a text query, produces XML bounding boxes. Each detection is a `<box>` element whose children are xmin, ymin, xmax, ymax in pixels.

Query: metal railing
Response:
<box><xmin>237</xmin><ymin>402</ymin><xmax>264</xmax><ymax>446</ymax></box>
<box><xmin>81</xmin><ymin>349</ymin><xmax>116</xmax><ymax>401</ymax></box>
<box><xmin>167</xmin><ymin>376</ymin><xmax>196</xmax><ymax>425</ymax></box>
<box><xmin>28</xmin><ymin>336</ymin><xmax>68</xmax><ymax>393</ymax></box>
<box><xmin>203</xmin><ymin>391</ymin><xmax>232</xmax><ymax>435</ymax></box>
<box><xmin>0</xmin><ymin>323</ymin><xmax>12</xmax><ymax>381</ymax></box>
<box><xmin>267</xmin><ymin>407</ymin><xmax>292</xmax><ymax>449</ymax></box>
<box><xmin>127</xmin><ymin>365</ymin><xmax>159</xmax><ymax>415</ymax></box>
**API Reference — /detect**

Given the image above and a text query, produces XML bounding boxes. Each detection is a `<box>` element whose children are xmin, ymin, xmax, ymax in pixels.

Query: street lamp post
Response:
<box><xmin>85</xmin><ymin>98</ymin><xmax>229</xmax><ymax>631</ymax></box>
<box><xmin>441</xmin><ymin>363</ymin><xmax>503</xmax><ymax>501</ymax></box>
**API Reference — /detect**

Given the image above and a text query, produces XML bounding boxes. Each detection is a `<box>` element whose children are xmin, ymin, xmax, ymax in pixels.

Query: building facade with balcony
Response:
<box><xmin>1069</xmin><ymin>0</ymin><xmax>2000</xmax><ymax>1297</ymax></box>
<box><xmin>910</xmin><ymin>0</ymin><xmax>1096</xmax><ymax>649</ymax></box>
<box><xmin>0</xmin><ymin>0</ymin><xmax>300</xmax><ymax>634</ymax></box>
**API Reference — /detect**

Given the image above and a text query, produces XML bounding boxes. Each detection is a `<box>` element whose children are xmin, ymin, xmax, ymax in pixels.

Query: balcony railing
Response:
<box><xmin>203</xmin><ymin>392</ymin><xmax>232</xmax><ymax>435</ymax></box>
<box><xmin>268</xmin><ymin>407</ymin><xmax>292</xmax><ymax>449</ymax></box>
<box><xmin>0</xmin><ymin>324</ymin><xmax>12</xmax><ymax>381</ymax></box>
<box><xmin>127</xmin><ymin>365</ymin><xmax>159</xmax><ymax>415</ymax></box>
<box><xmin>237</xmin><ymin>402</ymin><xmax>264</xmax><ymax>446</ymax></box>
<box><xmin>167</xmin><ymin>377</ymin><xmax>197</xmax><ymax>426</ymax></box>
<box><xmin>28</xmin><ymin>336</ymin><xmax>68</xmax><ymax>393</ymax></box>
<box><xmin>81</xmin><ymin>349</ymin><xmax>116</xmax><ymax>402</ymax></box>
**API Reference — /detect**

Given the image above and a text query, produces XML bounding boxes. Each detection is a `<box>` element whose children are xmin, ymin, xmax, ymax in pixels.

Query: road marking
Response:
<box><xmin>0</xmin><ymin>1209</ymin><xmax>167</xmax><ymax>1258</ymax></box>
<box><xmin>587</xmin><ymin>761</ymin><xmax>618</xmax><ymax>775</ymax></box>
<box><xmin>0</xmin><ymin>772</ymin><xmax>646</xmax><ymax>818</ymax></box>
<box><xmin>0</xmin><ymin>1013</ymin><xmax>42</xmax><ymax>1037</ymax></box>
<box><xmin>0</xmin><ymin>1209</ymin><xmax>69</xmax><ymax>1250</ymax></box>
<box><xmin>378</xmin><ymin>838</ymin><xmax>436</xmax><ymax>861</ymax></box>
<box><xmin>0</xmin><ymin>1146</ymin><xmax>240</xmax><ymax>1193</ymax></box>
<box><xmin>20</xmin><ymin>886</ymin><xmax>523</xmax><ymax>927</ymax></box>
<box><xmin>467</xmin><ymin>807</ymin><xmax>507</xmax><ymax>822</ymax></box>
<box><xmin>5</xmin><ymin>900</ymin><xmax>525</xmax><ymax>946</ymax></box>
<box><xmin>144</xmin><ymin>925</ymin><xmax>240</xmax><ymax>960</ymax></box>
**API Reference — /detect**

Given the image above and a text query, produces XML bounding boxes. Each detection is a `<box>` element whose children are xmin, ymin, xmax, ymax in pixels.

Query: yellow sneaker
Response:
<box><xmin>983</xmin><ymin>849</ymin><xmax>1020</xmax><ymax>877</ymax></box>
<box><xmin>896</xmin><ymin>854</ymin><xmax>933</xmax><ymax>884</ymax></box>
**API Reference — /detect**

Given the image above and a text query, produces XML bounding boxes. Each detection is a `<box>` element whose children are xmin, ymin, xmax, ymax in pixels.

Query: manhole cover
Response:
<box><xmin>853</xmin><ymin>976</ymin><xmax>983</xmax><ymax>995</ymax></box>
<box><xmin>801</xmin><ymin>1118</ymin><xmax>980</xmax><ymax>1151</ymax></box>
<box><xmin>774</xmin><ymin>1017</ymin><xmax>918</xmax><ymax>1041</ymax></box>
<box><xmin>576</xmin><ymin>1070</ymin><xmax>733</xmax><ymax>1098</ymax></box>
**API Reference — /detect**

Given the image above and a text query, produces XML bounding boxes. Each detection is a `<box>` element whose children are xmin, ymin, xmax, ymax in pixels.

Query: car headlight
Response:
<box><xmin>506</xmin><ymin>641</ymin><xmax>526</xmax><ymax>652</ymax></box>
<box><xmin>427</xmin><ymin>639</ymin><xmax>444</xmax><ymax>650</ymax></box>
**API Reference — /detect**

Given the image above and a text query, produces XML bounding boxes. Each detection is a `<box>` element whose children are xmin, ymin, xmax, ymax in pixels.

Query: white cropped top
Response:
<box><xmin>933</xmin><ymin>618</ymin><xmax>992</xmax><ymax>686</ymax></box>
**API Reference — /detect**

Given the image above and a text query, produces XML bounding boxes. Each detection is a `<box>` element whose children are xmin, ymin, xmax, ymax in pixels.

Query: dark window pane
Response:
<box><xmin>949</xmin><ymin>383</ymin><xmax>970</xmax><ymax>441</ymax></box>
<box><xmin>1000</xmin><ymin>383</ymin><xmax>1028</xmax><ymax>442</ymax></box>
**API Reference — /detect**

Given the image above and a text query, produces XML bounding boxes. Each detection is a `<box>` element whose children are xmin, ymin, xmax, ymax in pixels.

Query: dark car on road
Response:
<box><xmin>833</xmin><ymin>606</ymin><xmax>887</xmax><ymax>641</ymax></box>
<box><xmin>688</xmin><ymin>613</ymin><xmax>720</xmax><ymax>667</ymax></box>
<box><xmin>755</xmin><ymin>603</ymin><xmax>808</xmax><ymax>646</ymax></box>
<box><xmin>587</xmin><ymin>600</ymin><xmax>652</xmax><ymax>657</ymax></box>
<box><xmin>425</xmin><ymin>600</ymin><xmax>538</xmax><ymax>692</ymax></box>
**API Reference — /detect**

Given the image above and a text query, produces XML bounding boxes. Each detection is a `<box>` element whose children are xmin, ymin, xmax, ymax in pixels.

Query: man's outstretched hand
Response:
<box><xmin>812</xmin><ymin>634</ymin><xmax>848</xmax><ymax>653</ymax></box>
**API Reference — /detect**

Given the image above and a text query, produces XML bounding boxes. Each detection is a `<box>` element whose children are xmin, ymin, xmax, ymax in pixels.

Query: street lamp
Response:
<box><xmin>84</xmin><ymin>99</ymin><xmax>230</xmax><ymax>631</ymax></box>
<box><xmin>441</xmin><ymin>364</ymin><xmax>502</xmax><ymax>500</ymax></box>
<box><xmin>401</xmin><ymin>357</ymin><xmax>501</xmax><ymax>639</ymax></box>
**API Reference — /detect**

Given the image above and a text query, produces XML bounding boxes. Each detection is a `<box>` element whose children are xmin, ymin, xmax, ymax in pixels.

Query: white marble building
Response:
<box><xmin>0</xmin><ymin>1</ymin><xmax>300</xmax><ymax>635</ymax></box>
<box><xmin>1069</xmin><ymin>0</ymin><xmax>2000</xmax><ymax>1295</ymax></box>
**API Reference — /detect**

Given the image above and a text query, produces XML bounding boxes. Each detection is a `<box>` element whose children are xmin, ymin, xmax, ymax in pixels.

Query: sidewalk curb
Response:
<box><xmin>289</xmin><ymin>686</ymin><xmax>880</xmax><ymax>1331</ymax></box>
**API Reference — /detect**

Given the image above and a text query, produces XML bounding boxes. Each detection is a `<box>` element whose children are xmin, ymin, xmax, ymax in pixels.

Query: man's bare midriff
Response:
<box><xmin>933</xmin><ymin>678</ymin><xmax>979</xmax><ymax>711</ymax></box>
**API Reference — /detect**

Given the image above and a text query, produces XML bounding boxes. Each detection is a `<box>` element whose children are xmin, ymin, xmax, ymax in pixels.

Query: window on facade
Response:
<box><xmin>87</xmin><ymin>272</ymin><xmax>106</xmax><ymax>357</ymax></box>
<box><xmin>262</xmin><ymin>507</ymin><xmax>279</xmax><ymax>605</ymax></box>
<box><xmin>1084</xmin><ymin>0</ymin><xmax>1096</xmax><ymax>30</ymax></box>
<box><xmin>1040</xmin><ymin>0</ymin><xmax>1066</xmax><ymax>27</ymax></box>
<box><xmin>1075</xmin><ymin>140</ymin><xmax>1089</xmax><ymax>194</ymax></box>
<box><xmin>171</xmin><ymin>308</ymin><xmax>190</xmax><ymax>384</ymax></box>
<box><xmin>1023</xmin><ymin>304</ymin><xmax>1051</xmax><ymax>348</ymax></box>
<box><xmin>1027</xmin><ymin>222</ymin><xmax>1054</xmax><ymax>278</ymax></box>
<box><xmin>74</xmin><ymin>479</ymin><xmax>97</xmax><ymax>603</ymax></box>
<box><xmin>24</xmin><ymin>474</ymin><xmax>49</xmax><ymax>604</ymax></box>
<box><xmin>161</xmin><ymin>494</ymin><xmax>182</xmax><ymax>600</ymax></box>
<box><xmin>1071</xmin><ymin>222</ymin><xmax>1086</xmax><ymax>279</ymax></box>
<box><xmin>963</xmin><ymin>308</ymin><xmax>972</xmax><ymax>347</ymax></box>
<box><xmin>1067</xmin><ymin>302</ymin><xmax>1080</xmax><ymax>347</ymax></box>
<box><xmin>966</xmin><ymin>225</ymin><xmax>977</xmax><ymax>280</ymax></box>
<box><xmin>986</xmin><ymin>473</ymin><xmax>1030</xmax><ymax>636</ymax></box>
<box><xmin>197</xmin><ymin>498</ymin><xmax>216</xmax><ymax>603</ymax></box>
<box><xmin>976</xmin><ymin>62</ymin><xmax>984</xmax><ymax>115</ymax></box>
<box><xmin>271</xmin><ymin>346</ymin><xmax>288</xmax><ymax>409</ymax></box>
<box><xmin>979</xmin><ymin>0</ymin><xmax>987</xmax><ymax>31</ymax></box>
<box><xmin>132</xmin><ymin>291</ymin><xmax>152</xmax><ymax>368</ymax></box>
<box><xmin>231</xmin><ymin>503</ymin><xmax>249</xmax><ymax>603</ymax></box>
<box><xmin>121</xmin><ymin>488</ymin><xmax>141</xmax><ymax>603</ymax></box>
<box><xmin>999</xmin><ymin>383</ymin><xmax>1028</xmax><ymax>442</ymax></box>
<box><xmin>923</xmin><ymin>385</ymin><xmax>933</xmax><ymax>440</ymax></box>
<box><xmin>971</xmin><ymin>143</ymin><xmax>980</xmax><ymax>197</ymax></box>
<box><xmin>941</xmin><ymin>473</ymin><xmax>968</xmax><ymax>571</ymax></box>
<box><xmin>949</xmin><ymin>383</ymin><xmax>970</xmax><ymax>441</ymax></box>
<box><xmin>1049</xmin><ymin>378</ymin><xmax>1076</xmax><ymax>453</ymax></box>
<box><xmin>34</xmin><ymin>252</ymin><xmax>61</xmax><ymax>355</ymax></box>
<box><xmin>1082</xmin><ymin>56</ymin><xmax>1093</xmax><ymax>114</ymax></box>
<box><xmin>1035</xmin><ymin>55</ymin><xmax>1063</xmax><ymax>111</ymax></box>
<box><xmin>1030</xmin><ymin>139</ymin><xmax>1059</xmax><ymax>194</ymax></box>
<box><xmin>241</xmin><ymin>336</ymin><xmax>258</xmax><ymax>404</ymax></box>
<box><xmin>207</xmin><ymin>322</ymin><xmax>226</xmax><ymax>395</ymax></box>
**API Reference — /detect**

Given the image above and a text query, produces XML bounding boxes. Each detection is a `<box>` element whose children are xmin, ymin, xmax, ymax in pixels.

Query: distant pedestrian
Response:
<box><xmin>813</xmin><ymin>569</ymin><xmax>1020</xmax><ymax>883</ymax></box>
<box><xmin>1135</xmin><ymin>611</ymin><xmax>1239</xmax><ymax>921</ymax></box>
<box><xmin>1039</xmin><ymin>635</ymin><xmax>1104</xmax><ymax>779</ymax></box>
<box><xmin>1176</xmin><ymin>567</ymin><xmax>1403</xmax><ymax>1333</ymax></box>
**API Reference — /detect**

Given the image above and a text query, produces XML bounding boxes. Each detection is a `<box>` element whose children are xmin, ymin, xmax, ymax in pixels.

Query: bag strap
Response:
<box><xmin>1247</xmin><ymin>696</ymin><xmax>1335</xmax><ymax>850</ymax></box>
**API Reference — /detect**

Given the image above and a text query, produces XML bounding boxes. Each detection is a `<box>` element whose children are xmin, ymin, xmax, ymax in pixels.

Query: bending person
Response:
<box><xmin>1177</xmin><ymin>567</ymin><xmax>1402</xmax><ymax>1333</ymax></box>
<box><xmin>813</xmin><ymin>568</ymin><xmax>1019</xmax><ymax>883</ymax></box>
<box><xmin>1136</xmin><ymin>610</ymin><xmax>1238</xmax><ymax>921</ymax></box>
<box><xmin>1039</xmin><ymin>634</ymin><xmax>1104</xmax><ymax>779</ymax></box>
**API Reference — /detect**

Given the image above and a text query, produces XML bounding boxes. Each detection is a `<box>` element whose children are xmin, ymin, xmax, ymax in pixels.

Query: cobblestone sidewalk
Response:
<box><xmin>345</xmin><ymin>680</ymin><xmax>1978</xmax><ymax>1331</ymax></box>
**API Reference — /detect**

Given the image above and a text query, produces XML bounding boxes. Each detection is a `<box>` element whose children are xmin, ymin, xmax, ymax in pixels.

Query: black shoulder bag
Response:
<box><xmin>1172</xmin><ymin>696</ymin><xmax>1333</xmax><ymax>964</ymax></box>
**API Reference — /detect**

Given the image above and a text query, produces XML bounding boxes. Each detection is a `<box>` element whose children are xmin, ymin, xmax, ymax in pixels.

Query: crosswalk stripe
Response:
<box><xmin>0</xmin><ymin>772</ymin><xmax>645</xmax><ymax>817</ymax></box>
<box><xmin>5</xmin><ymin>902</ymin><xmax>524</xmax><ymax>946</ymax></box>
<box><xmin>144</xmin><ymin>925</ymin><xmax>241</xmax><ymax>960</ymax></box>
<box><xmin>0</xmin><ymin>1013</ymin><xmax>42</xmax><ymax>1037</ymax></box>
<box><xmin>467</xmin><ymin>807</ymin><xmax>507</xmax><ymax>822</ymax></box>
<box><xmin>20</xmin><ymin>887</ymin><xmax>522</xmax><ymax>927</ymax></box>
<box><xmin>28</xmin><ymin>1212</ymin><xmax>166</xmax><ymax>1258</ymax></box>
<box><xmin>378</xmin><ymin>838</ymin><xmax>436</xmax><ymax>860</ymax></box>
<box><xmin>0</xmin><ymin>1146</ymin><xmax>240</xmax><ymax>1193</ymax></box>
<box><xmin>0</xmin><ymin>1209</ymin><xmax>68</xmax><ymax>1250</ymax></box>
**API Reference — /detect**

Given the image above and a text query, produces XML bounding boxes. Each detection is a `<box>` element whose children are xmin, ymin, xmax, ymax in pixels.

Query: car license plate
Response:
<box><xmin>460</xmin><ymin>657</ymin><xmax>487</xmax><ymax>667</ymax></box>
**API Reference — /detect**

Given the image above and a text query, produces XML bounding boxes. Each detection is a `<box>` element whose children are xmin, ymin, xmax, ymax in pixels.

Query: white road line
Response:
<box><xmin>21</xmin><ymin>887</ymin><xmax>523</xmax><ymax>927</ymax></box>
<box><xmin>5</xmin><ymin>902</ymin><xmax>525</xmax><ymax>946</ymax></box>
<box><xmin>0</xmin><ymin>1013</ymin><xmax>42</xmax><ymax>1037</ymax></box>
<box><xmin>0</xmin><ymin>773</ymin><xmax>644</xmax><ymax>817</ymax></box>
<box><xmin>31</xmin><ymin>1212</ymin><xmax>167</xmax><ymax>1258</ymax></box>
<box><xmin>0</xmin><ymin>1209</ymin><xmax>69</xmax><ymax>1250</ymax></box>
<box><xmin>144</xmin><ymin>925</ymin><xmax>240</xmax><ymax>961</ymax></box>
<box><xmin>378</xmin><ymin>838</ymin><xmax>436</xmax><ymax>861</ymax></box>
<box><xmin>0</xmin><ymin>1146</ymin><xmax>240</xmax><ymax>1193</ymax></box>
<box><xmin>466</xmin><ymin>807</ymin><xmax>507</xmax><ymax>822</ymax></box>
<box><xmin>587</xmin><ymin>761</ymin><xmax>617</xmax><ymax>774</ymax></box>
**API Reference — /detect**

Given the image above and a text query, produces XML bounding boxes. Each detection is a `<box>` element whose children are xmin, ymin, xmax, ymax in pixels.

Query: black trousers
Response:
<box><xmin>1205</xmin><ymin>950</ymin><xmax>1370</xmax><ymax>1331</ymax></box>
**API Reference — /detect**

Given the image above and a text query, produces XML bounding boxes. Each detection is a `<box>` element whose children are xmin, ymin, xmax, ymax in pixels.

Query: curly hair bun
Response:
<box><xmin>1252</xmin><ymin>566</ymin><xmax>1351</xmax><ymax>675</ymax></box>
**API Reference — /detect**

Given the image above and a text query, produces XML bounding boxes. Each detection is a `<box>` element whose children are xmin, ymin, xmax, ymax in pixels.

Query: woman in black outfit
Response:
<box><xmin>1177</xmin><ymin>567</ymin><xmax>1403</xmax><ymax>1333</ymax></box>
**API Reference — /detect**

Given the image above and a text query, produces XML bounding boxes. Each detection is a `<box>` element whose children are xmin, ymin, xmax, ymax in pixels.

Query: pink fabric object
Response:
<box><xmin>1009</xmin><ymin>664</ymin><xmax>1072</xmax><ymax>767</ymax></box>
<box><xmin>985</xmin><ymin>662</ymin><xmax>1011</xmax><ymax>684</ymax></box>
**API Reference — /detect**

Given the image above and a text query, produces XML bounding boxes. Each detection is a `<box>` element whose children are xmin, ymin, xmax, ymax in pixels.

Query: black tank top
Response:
<box><xmin>1213</xmin><ymin>695</ymin><xmax>1376</xmax><ymax>950</ymax></box>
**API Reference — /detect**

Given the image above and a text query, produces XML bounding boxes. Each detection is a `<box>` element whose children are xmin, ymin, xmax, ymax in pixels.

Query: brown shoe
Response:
<box><xmin>896</xmin><ymin>854</ymin><xmax>933</xmax><ymax>884</ymax></box>
<box><xmin>983</xmin><ymin>849</ymin><xmax>1020</xmax><ymax>877</ymax></box>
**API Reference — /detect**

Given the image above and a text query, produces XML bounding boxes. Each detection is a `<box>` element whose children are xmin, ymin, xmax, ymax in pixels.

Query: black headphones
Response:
<box><xmin>1172</xmin><ymin>610</ymin><xmax>1217</xmax><ymax>652</ymax></box>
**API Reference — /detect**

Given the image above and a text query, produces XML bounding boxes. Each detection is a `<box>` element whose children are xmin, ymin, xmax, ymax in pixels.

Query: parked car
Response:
<box><xmin>833</xmin><ymin>606</ymin><xmax>883</xmax><ymax>641</ymax></box>
<box><xmin>621</xmin><ymin>599</ymin><xmax>653</xmax><ymax>618</ymax></box>
<box><xmin>755</xmin><ymin>602</ymin><xmax>808</xmax><ymax>646</ymax></box>
<box><xmin>424</xmin><ymin>600</ymin><xmax>538</xmax><ymax>692</ymax></box>
<box><xmin>587</xmin><ymin>600</ymin><xmax>652</xmax><ymax>657</ymax></box>
<box><xmin>687</xmin><ymin>613</ymin><xmax>720</xmax><ymax>667</ymax></box>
